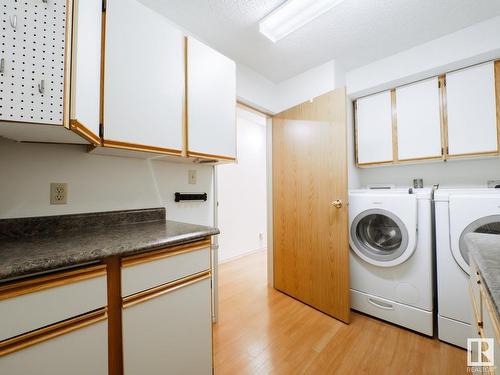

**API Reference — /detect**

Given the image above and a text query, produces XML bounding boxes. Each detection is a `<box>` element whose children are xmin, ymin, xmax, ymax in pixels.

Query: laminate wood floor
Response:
<box><xmin>213</xmin><ymin>250</ymin><xmax>467</xmax><ymax>375</ymax></box>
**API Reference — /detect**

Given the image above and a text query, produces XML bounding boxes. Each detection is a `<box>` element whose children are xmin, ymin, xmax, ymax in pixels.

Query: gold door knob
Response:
<box><xmin>332</xmin><ymin>199</ymin><xmax>343</xmax><ymax>208</ymax></box>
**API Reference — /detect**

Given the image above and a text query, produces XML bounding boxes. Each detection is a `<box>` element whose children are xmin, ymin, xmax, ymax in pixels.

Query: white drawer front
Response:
<box><xmin>351</xmin><ymin>289</ymin><xmax>433</xmax><ymax>336</ymax></box>
<box><xmin>0</xmin><ymin>270</ymin><xmax>107</xmax><ymax>341</ymax></box>
<box><xmin>122</xmin><ymin>247</ymin><xmax>210</xmax><ymax>297</ymax></box>
<box><xmin>0</xmin><ymin>318</ymin><xmax>108</xmax><ymax>375</ymax></box>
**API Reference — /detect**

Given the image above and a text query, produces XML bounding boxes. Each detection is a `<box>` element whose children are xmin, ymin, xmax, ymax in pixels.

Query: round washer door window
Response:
<box><xmin>458</xmin><ymin>215</ymin><xmax>500</xmax><ymax>270</ymax></box>
<box><xmin>351</xmin><ymin>209</ymin><xmax>410</xmax><ymax>265</ymax></box>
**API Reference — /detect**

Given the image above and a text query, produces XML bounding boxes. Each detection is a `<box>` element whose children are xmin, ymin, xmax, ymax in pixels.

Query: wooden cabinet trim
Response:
<box><xmin>187</xmin><ymin>150</ymin><xmax>236</xmax><ymax>162</ymax></box>
<box><xmin>99</xmin><ymin>0</ymin><xmax>107</xmax><ymax>136</ymax></box>
<box><xmin>495</xmin><ymin>60</ymin><xmax>500</xmax><ymax>155</ymax></box>
<box><xmin>70</xmin><ymin>119</ymin><xmax>101</xmax><ymax>146</ymax></box>
<box><xmin>469</xmin><ymin>283</ymin><xmax>483</xmax><ymax>331</ymax></box>
<box><xmin>183</xmin><ymin>36</ymin><xmax>189</xmax><ymax>158</ymax></box>
<box><xmin>102</xmin><ymin>139</ymin><xmax>183</xmax><ymax>156</ymax></box>
<box><xmin>480</xmin><ymin>284</ymin><xmax>500</xmax><ymax>341</ymax></box>
<box><xmin>103</xmin><ymin>256</ymin><xmax>123</xmax><ymax>375</ymax></box>
<box><xmin>62</xmin><ymin>0</ymin><xmax>74</xmax><ymax>129</ymax></box>
<box><xmin>390</xmin><ymin>89</ymin><xmax>399</xmax><ymax>163</ymax></box>
<box><xmin>0</xmin><ymin>307</ymin><xmax>107</xmax><ymax>356</ymax></box>
<box><xmin>0</xmin><ymin>264</ymin><xmax>106</xmax><ymax>301</ymax></box>
<box><xmin>121</xmin><ymin>238</ymin><xmax>211</xmax><ymax>268</ymax></box>
<box><xmin>122</xmin><ymin>270</ymin><xmax>211</xmax><ymax>309</ymax></box>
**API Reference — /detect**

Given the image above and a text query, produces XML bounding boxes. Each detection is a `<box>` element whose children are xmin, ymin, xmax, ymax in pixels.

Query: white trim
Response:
<box><xmin>218</xmin><ymin>248</ymin><xmax>267</xmax><ymax>265</ymax></box>
<box><xmin>266</xmin><ymin>117</ymin><xmax>274</xmax><ymax>287</ymax></box>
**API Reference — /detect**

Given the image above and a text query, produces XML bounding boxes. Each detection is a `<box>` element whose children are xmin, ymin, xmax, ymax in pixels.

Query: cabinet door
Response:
<box><xmin>355</xmin><ymin>91</ymin><xmax>393</xmax><ymax>165</ymax></box>
<box><xmin>104</xmin><ymin>0</ymin><xmax>184</xmax><ymax>153</ymax></box>
<box><xmin>0</xmin><ymin>317</ymin><xmax>107</xmax><ymax>375</ymax></box>
<box><xmin>187</xmin><ymin>36</ymin><xmax>236</xmax><ymax>160</ymax></box>
<box><xmin>70</xmin><ymin>0</ymin><xmax>102</xmax><ymax>143</ymax></box>
<box><xmin>446</xmin><ymin>62</ymin><xmax>498</xmax><ymax>156</ymax></box>
<box><xmin>396</xmin><ymin>78</ymin><xmax>442</xmax><ymax>160</ymax></box>
<box><xmin>0</xmin><ymin>0</ymin><xmax>67</xmax><ymax>125</ymax></box>
<box><xmin>123</xmin><ymin>276</ymin><xmax>212</xmax><ymax>375</ymax></box>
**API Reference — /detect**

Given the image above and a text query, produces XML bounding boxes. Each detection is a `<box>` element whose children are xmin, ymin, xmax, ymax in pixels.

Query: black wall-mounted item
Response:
<box><xmin>174</xmin><ymin>193</ymin><xmax>208</xmax><ymax>202</ymax></box>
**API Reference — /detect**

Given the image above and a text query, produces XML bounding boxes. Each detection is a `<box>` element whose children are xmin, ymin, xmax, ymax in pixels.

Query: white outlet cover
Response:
<box><xmin>50</xmin><ymin>182</ymin><xmax>68</xmax><ymax>205</ymax></box>
<box><xmin>188</xmin><ymin>170</ymin><xmax>197</xmax><ymax>185</ymax></box>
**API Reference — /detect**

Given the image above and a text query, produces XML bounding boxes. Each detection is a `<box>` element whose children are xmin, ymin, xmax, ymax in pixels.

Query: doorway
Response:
<box><xmin>216</xmin><ymin>107</ymin><xmax>268</xmax><ymax>264</ymax></box>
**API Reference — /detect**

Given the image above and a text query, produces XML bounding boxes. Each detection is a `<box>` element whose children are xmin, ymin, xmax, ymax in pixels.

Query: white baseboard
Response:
<box><xmin>218</xmin><ymin>247</ymin><xmax>267</xmax><ymax>264</ymax></box>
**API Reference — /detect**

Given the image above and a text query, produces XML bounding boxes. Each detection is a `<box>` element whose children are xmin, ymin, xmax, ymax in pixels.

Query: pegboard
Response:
<box><xmin>0</xmin><ymin>0</ymin><xmax>67</xmax><ymax>125</ymax></box>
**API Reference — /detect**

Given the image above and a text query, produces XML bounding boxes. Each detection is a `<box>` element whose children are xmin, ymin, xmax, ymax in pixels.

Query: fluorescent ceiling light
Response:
<box><xmin>259</xmin><ymin>0</ymin><xmax>345</xmax><ymax>43</ymax></box>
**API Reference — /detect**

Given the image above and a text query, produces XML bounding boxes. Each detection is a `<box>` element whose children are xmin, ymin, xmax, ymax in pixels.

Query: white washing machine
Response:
<box><xmin>435</xmin><ymin>187</ymin><xmax>500</xmax><ymax>348</ymax></box>
<box><xmin>349</xmin><ymin>187</ymin><xmax>433</xmax><ymax>336</ymax></box>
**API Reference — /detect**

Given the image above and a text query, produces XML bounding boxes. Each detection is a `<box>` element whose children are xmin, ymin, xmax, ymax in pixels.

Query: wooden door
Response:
<box><xmin>273</xmin><ymin>89</ymin><xmax>350</xmax><ymax>323</ymax></box>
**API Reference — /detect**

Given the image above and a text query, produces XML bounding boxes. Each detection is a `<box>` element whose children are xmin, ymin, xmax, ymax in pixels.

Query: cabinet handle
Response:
<box><xmin>38</xmin><ymin>79</ymin><xmax>45</xmax><ymax>94</ymax></box>
<box><xmin>42</xmin><ymin>0</ymin><xmax>48</xmax><ymax>3</ymax></box>
<box><xmin>10</xmin><ymin>15</ymin><xmax>17</xmax><ymax>29</ymax></box>
<box><xmin>0</xmin><ymin>308</ymin><xmax>107</xmax><ymax>356</ymax></box>
<box><xmin>368</xmin><ymin>298</ymin><xmax>394</xmax><ymax>310</ymax></box>
<box><xmin>122</xmin><ymin>271</ymin><xmax>211</xmax><ymax>308</ymax></box>
<box><xmin>0</xmin><ymin>58</ymin><xmax>4</xmax><ymax>74</ymax></box>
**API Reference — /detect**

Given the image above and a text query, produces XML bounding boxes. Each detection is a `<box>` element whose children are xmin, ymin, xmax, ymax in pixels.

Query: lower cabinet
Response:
<box><xmin>0</xmin><ymin>315</ymin><xmax>108</xmax><ymax>375</ymax></box>
<box><xmin>122</xmin><ymin>276</ymin><xmax>212</xmax><ymax>375</ymax></box>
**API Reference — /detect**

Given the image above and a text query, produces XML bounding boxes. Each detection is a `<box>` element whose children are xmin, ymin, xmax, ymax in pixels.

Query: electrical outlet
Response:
<box><xmin>188</xmin><ymin>170</ymin><xmax>197</xmax><ymax>185</ymax></box>
<box><xmin>50</xmin><ymin>183</ymin><xmax>68</xmax><ymax>205</ymax></box>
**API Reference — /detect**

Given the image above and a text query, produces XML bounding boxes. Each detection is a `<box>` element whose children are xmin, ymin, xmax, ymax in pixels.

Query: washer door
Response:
<box><xmin>456</xmin><ymin>215</ymin><xmax>500</xmax><ymax>273</ymax></box>
<box><xmin>350</xmin><ymin>209</ymin><xmax>413</xmax><ymax>267</ymax></box>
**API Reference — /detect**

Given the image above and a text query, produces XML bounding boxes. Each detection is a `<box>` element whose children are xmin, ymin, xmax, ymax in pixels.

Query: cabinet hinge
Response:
<box><xmin>102</xmin><ymin>0</ymin><xmax>107</xmax><ymax>12</ymax></box>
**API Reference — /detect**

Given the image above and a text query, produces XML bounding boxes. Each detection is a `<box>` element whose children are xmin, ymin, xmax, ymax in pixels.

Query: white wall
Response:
<box><xmin>0</xmin><ymin>137</ymin><xmax>214</xmax><ymax>224</ymax></box>
<box><xmin>237</xmin><ymin>60</ymin><xmax>346</xmax><ymax>114</ymax></box>
<box><xmin>346</xmin><ymin>15</ymin><xmax>500</xmax><ymax>98</ymax></box>
<box><xmin>216</xmin><ymin>109</ymin><xmax>267</xmax><ymax>262</ymax></box>
<box><xmin>356</xmin><ymin>157</ymin><xmax>500</xmax><ymax>188</ymax></box>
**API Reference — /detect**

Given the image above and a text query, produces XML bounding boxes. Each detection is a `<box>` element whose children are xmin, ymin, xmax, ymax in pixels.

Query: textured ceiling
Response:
<box><xmin>138</xmin><ymin>0</ymin><xmax>500</xmax><ymax>82</ymax></box>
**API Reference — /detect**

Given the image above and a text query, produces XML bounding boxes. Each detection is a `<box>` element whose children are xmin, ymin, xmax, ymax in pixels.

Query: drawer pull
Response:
<box><xmin>478</xmin><ymin>321</ymin><xmax>483</xmax><ymax>328</ymax></box>
<box><xmin>123</xmin><ymin>271</ymin><xmax>210</xmax><ymax>308</ymax></box>
<box><xmin>477</xmin><ymin>280</ymin><xmax>481</xmax><ymax>285</ymax></box>
<box><xmin>0</xmin><ymin>308</ymin><xmax>107</xmax><ymax>356</ymax></box>
<box><xmin>368</xmin><ymin>298</ymin><xmax>394</xmax><ymax>310</ymax></box>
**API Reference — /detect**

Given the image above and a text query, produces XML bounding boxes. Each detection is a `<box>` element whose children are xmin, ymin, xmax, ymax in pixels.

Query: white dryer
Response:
<box><xmin>349</xmin><ymin>188</ymin><xmax>433</xmax><ymax>336</ymax></box>
<box><xmin>435</xmin><ymin>188</ymin><xmax>500</xmax><ymax>348</ymax></box>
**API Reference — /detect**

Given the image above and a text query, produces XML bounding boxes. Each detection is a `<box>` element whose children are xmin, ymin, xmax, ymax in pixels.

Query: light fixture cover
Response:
<box><xmin>259</xmin><ymin>0</ymin><xmax>345</xmax><ymax>43</ymax></box>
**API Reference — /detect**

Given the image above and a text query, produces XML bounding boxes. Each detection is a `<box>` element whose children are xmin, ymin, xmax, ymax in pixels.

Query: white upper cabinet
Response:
<box><xmin>70</xmin><ymin>0</ymin><xmax>102</xmax><ymax>143</ymax></box>
<box><xmin>0</xmin><ymin>0</ymin><xmax>101</xmax><ymax>145</ymax></box>
<box><xmin>396</xmin><ymin>78</ymin><xmax>442</xmax><ymax>160</ymax></box>
<box><xmin>0</xmin><ymin>0</ymin><xmax>67</xmax><ymax>125</ymax></box>
<box><xmin>446</xmin><ymin>62</ymin><xmax>498</xmax><ymax>156</ymax></box>
<box><xmin>356</xmin><ymin>91</ymin><xmax>393</xmax><ymax>165</ymax></box>
<box><xmin>103</xmin><ymin>0</ymin><xmax>184</xmax><ymax>154</ymax></box>
<box><xmin>187</xmin><ymin>37</ymin><xmax>236</xmax><ymax>160</ymax></box>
